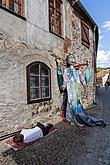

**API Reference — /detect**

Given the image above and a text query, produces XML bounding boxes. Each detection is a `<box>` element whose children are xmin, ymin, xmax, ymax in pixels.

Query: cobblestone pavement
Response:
<box><xmin>77</xmin><ymin>87</ymin><xmax>110</xmax><ymax>165</ymax></box>
<box><xmin>0</xmin><ymin>87</ymin><xmax>110</xmax><ymax>165</ymax></box>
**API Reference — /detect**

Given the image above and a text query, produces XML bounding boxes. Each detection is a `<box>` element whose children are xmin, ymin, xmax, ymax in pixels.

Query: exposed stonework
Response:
<box><xmin>0</xmin><ymin>33</ymin><xmax>63</xmax><ymax>133</ymax></box>
<box><xmin>0</xmin><ymin>0</ymin><xmax>97</xmax><ymax>133</ymax></box>
<box><xmin>64</xmin><ymin>9</ymin><xmax>95</xmax><ymax>108</ymax></box>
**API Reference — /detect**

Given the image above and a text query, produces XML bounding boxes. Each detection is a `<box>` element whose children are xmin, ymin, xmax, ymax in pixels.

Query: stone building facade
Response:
<box><xmin>0</xmin><ymin>0</ymin><xmax>98</xmax><ymax>132</ymax></box>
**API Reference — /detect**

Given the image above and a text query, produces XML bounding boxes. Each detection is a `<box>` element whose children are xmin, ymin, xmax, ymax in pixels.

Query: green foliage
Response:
<box><xmin>96</xmin><ymin>67</ymin><xmax>110</xmax><ymax>72</ymax></box>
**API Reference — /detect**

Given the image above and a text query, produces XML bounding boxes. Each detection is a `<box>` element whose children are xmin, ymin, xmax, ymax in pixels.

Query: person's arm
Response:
<box><xmin>56</xmin><ymin>59</ymin><xmax>64</xmax><ymax>93</ymax></box>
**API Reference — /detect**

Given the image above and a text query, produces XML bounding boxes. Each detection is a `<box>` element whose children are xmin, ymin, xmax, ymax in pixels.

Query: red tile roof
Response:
<box><xmin>97</xmin><ymin>70</ymin><xmax>109</xmax><ymax>78</ymax></box>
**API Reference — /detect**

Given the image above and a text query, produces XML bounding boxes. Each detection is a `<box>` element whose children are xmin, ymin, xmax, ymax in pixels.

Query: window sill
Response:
<box><xmin>27</xmin><ymin>98</ymin><xmax>51</xmax><ymax>104</ymax></box>
<box><xmin>0</xmin><ymin>5</ymin><xmax>26</xmax><ymax>21</ymax></box>
<box><xmin>49</xmin><ymin>30</ymin><xmax>64</xmax><ymax>40</ymax></box>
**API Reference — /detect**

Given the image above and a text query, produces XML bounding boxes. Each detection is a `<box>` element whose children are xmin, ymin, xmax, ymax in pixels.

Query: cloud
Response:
<box><xmin>98</xmin><ymin>28</ymin><xmax>103</xmax><ymax>41</ymax></box>
<box><xmin>98</xmin><ymin>28</ymin><xmax>104</xmax><ymax>49</ymax></box>
<box><xmin>97</xmin><ymin>49</ymin><xmax>110</xmax><ymax>68</ymax></box>
<box><xmin>102</xmin><ymin>21</ymin><xmax>110</xmax><ymax>31</ymax></box>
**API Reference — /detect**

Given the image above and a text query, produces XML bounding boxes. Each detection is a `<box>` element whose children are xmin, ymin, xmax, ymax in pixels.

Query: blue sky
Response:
<box><xmin>80</xmin><ymin>0</ymin><xmax>110</xmax><ymax>68</ymax></box>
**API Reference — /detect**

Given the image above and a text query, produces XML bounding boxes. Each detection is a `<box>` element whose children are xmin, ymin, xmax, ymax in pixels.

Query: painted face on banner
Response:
<box><xmin>66</xmin><ymin>54</ymin><xmax>76</xmax><ymax>65</ymax></box>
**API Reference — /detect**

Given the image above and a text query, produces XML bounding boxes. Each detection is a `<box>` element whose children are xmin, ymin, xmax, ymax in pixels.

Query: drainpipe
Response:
<box><xmin>93</xmin><ymin>25</ymin><xmax>97</xmax><ymax>103</ymax></box>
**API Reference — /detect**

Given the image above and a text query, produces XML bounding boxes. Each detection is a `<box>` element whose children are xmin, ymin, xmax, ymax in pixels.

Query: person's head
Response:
<box><xmin>13</xmin><ymin>133</ymin><xmax>24</xmax><ymax>142</ymax></box>
<box><xmin>45</xmin><ymin>123</ymin><xmax>53</xmax><ymax>130</ymax></box>
<box><xmin>66</xmin><ymin>54</ymin><xmax>76</xmax><ymax>66</ymax></box>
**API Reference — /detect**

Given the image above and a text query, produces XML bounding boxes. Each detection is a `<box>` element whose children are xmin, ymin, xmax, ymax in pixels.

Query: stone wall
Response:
<box><xmin>0</xmin><ymin>0</ymin><xmax>96</xmax><ymax>133</ymax></box>
<box><xmin>0</xmin><ymin>33</ymin><xmax>63</xmax><ymax>133</ymax></box>
<box><xmin>64</xmin><ymin>4</ymin><xmax>95</xmax><ymax>108</ymax></box>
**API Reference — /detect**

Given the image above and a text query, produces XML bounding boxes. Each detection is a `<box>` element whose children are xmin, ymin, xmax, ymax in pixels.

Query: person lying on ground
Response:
<box><xmin>13</xmin><ymin>122</ymin><xmax>53</xmax><ymax>143</ymax></box>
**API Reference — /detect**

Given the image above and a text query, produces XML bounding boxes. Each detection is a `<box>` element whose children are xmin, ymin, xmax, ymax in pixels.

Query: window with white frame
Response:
<box><xmin>27</xmin><ymin>62</ymin><xmax>51</xmax><ymax>104</ymax></box>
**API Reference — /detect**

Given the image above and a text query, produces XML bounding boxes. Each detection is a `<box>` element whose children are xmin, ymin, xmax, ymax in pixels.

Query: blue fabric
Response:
<box><xmin>74</xmin><ymin>102</ymin><xmax>85</xmax><ymax>114</ymax></box>
<box><xmin>85</xmin><ymin>67</ymin><xmax>91</xmax><ymax>84</ymax></box>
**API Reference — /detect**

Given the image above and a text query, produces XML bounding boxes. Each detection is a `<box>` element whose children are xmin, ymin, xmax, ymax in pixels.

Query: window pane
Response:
<box><xmin>56</xmin><ymin>0</ymin><xmax>61</xmax><ymax>11</ymax></box>
<box><xmin>56</xmin><ymin>20</ymin><xmax>61</xmax><ymax>35</ymax></box>
<box><xmin>49</xmin><ymin>0</ymin><xmax>54</xmax><ymax>7</ymax></box>
<box><xmin>50</xmin><ymin>15</ymin><xmax>55</xmax><ymax>32</ymax></box>
<box><xmin>49</xmin><ymin>6</ymin><xmax>54</xmax><ymax>17</ymax></box>
<box><xmin>41</xmin><ymin>64</ymin><xmax>49</xmax><ymax>75</ymax></box>
<box><xmin>41</xmin><ymin>76</ymin><xmax>49</xmax><ymax>86</ymax></box>
<box><xmin>15</xmin><ymin>0</ymin><xmax>19</xmax><ymax>3</ymax></box>
<box><xmin>50</xmin><ymin>15</ymin><xmax>55</xmax><ymax>25</ymax></box>
<box><xmin>30</xmin><ymin>64</ymin><xmax>39</xmax><ymax>75</ymax></box>
<box><xmin>27</xmin><ymin>62</ymin><xmax>51</xmax><ymax>103</ymax></box>
<box><xmin>14</xmin><ymin>2</ymin><xmax>19</xmax><ymax>14</ymax></box>
<box><xmin>42</xmin><ymin>87</ymin><xmax>49</xmax><ymax>98</ymax></box>
<box><xmin>9</xmin><ymin>0</ymin><xmax>14</xmax><ymax>11</ymax></box>
<box><xmin>30</xmin><ymin>76</ymin><xmax>39</xmax><ymax>87</ymax></box>
<box><xmin>56</xmin><ymin>12</ymin><xmax>61</xmax><ymax>21</ymax></box>
<box><xmin>30</xmin><ymin>88</ymin><xmax>40</xmax><ymax>100</ymax></box>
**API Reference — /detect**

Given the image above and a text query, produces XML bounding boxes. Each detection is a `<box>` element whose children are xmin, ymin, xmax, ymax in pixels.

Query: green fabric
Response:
<box><xmin>57</xmin><ymin>64</ymin><xmax>64</xmax><ymax>92</ymax></box>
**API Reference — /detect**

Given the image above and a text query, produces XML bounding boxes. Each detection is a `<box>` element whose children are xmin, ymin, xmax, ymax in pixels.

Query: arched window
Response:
<box><xmin>27</xmin><ymin>62</ymin><xmax>51</xmax><ymax>104</ymax></box>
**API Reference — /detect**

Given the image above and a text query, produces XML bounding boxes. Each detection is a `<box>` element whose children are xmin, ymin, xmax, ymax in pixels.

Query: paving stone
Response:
<box><xmin>0</xmin><ymin>87</ymin><xmax>110</xmax><ymax>165</ymax></box>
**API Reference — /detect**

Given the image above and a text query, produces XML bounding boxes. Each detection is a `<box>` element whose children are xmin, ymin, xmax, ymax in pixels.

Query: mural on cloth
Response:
<box><xmin>56</xmin><ymin>53</ymin><xmax>106</xmax><ymax>127</ymax></box>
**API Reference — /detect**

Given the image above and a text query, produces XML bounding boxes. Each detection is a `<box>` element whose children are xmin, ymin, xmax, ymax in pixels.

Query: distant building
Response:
<box><xmin>96</xmin><ymin>70</ymin><xmax>110</xmax><ymax>86</ymax></box>
<box><xmin>0</xmin><ymin>0</ymin><xmax>99</xmax><ymax>132</ymax></box>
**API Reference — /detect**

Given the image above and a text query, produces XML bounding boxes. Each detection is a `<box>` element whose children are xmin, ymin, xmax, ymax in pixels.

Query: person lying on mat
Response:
<box><xmin>13</xmin><ymin>122</ymin><xmax>53</xmax><ymax>143</ymax></box>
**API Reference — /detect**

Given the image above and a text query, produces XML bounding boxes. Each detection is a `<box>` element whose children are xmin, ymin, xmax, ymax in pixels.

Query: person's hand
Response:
<box><xmin>55</xmin><ymin>58</ymin><xmax>62</xmax><ymax>64</ymax></box>
<box><xmin>60</xmin><ymin>85</ymin><xmax>66</xmax><ymax>91</ymax></box>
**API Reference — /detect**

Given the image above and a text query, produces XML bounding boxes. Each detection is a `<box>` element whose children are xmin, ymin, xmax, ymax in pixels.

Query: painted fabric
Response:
<box><xmin>85</xmin><ymin>67</ymin><xmax>91</xmax><ymax>84</ymax></box>
<box><xmin>57</xmin><ymin>64</ymin><xmax>106</xmax><ymax>127</ymax></box>
<box><xmin>62</xmin><ymin>66</ymin><xmax>83</xmax><ymax>122</ymax></box>
<box><xmin>73</xmin><ymin>101</ymin><xmax>105</xmax><ymax>127</ymax></box>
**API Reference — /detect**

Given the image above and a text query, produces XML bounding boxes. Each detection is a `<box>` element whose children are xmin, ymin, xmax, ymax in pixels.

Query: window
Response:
<box><xmin>0</xmin><ymin>0</ymin><xmax>23</xmax><ymax>16</ymax></box>
<box><xmin>27</xmin><ymin>62</ymin><xmax>51</xmax><ymax>104</ymax></box>
<box><xmin>81</xmin><ymin>21</ymin><xmax>90</xmax><ymax>48</ymax></box>
<box><xmin>49</xmin><ymin>0</ymin><xmax>62</xmax><ymax>37</ymax></box>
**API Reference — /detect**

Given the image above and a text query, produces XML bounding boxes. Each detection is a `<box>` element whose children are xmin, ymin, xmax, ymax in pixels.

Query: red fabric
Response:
<box><xmin>60</xmin><ymin>111</ymin><xmax>68</xmax><ymax>122</ymax></box>
<box><xmin>5</xmin><ymin>127</ymin><xmax>57</xmax><ymax>151</ymax></box>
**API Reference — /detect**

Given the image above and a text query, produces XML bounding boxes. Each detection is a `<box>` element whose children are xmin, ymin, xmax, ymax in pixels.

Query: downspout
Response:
<box><xmin>93</xmin><ymin>25</ymin><xmax>97</xmax><ymax>103</ymax></box>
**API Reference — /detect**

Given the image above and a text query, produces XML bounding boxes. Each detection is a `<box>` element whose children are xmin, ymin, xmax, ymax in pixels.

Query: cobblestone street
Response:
<box><xmin>0</xmin><ymin>87</ymin><xmax>110</xmax><ymax>165</ymax></box>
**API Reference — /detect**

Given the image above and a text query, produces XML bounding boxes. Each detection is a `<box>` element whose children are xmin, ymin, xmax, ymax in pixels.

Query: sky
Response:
<box><xmin>80</xmin><ymin>0</ymin><xmax>110</xmax><ymax>68</ymax></box>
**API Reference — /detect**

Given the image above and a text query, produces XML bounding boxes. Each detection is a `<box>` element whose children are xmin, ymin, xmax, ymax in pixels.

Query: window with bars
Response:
<box><xmin>27</xmin><ymin>62</ymin><xmax>51</xmax><ymax>104</ymax></box>
<box><xmin>81</xmin><ymin>21</ymin><xmax>90</xmax><ymax>48</ymax></box>
<box><xmin>49</xmin><ymin>0</ymin><xmax>62</xmax><ymax>37</ymax></box>
<box><xmin>0</xmin><ymin>0</ymin><xmax>23</xmax><ymax>16</ymax></box>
